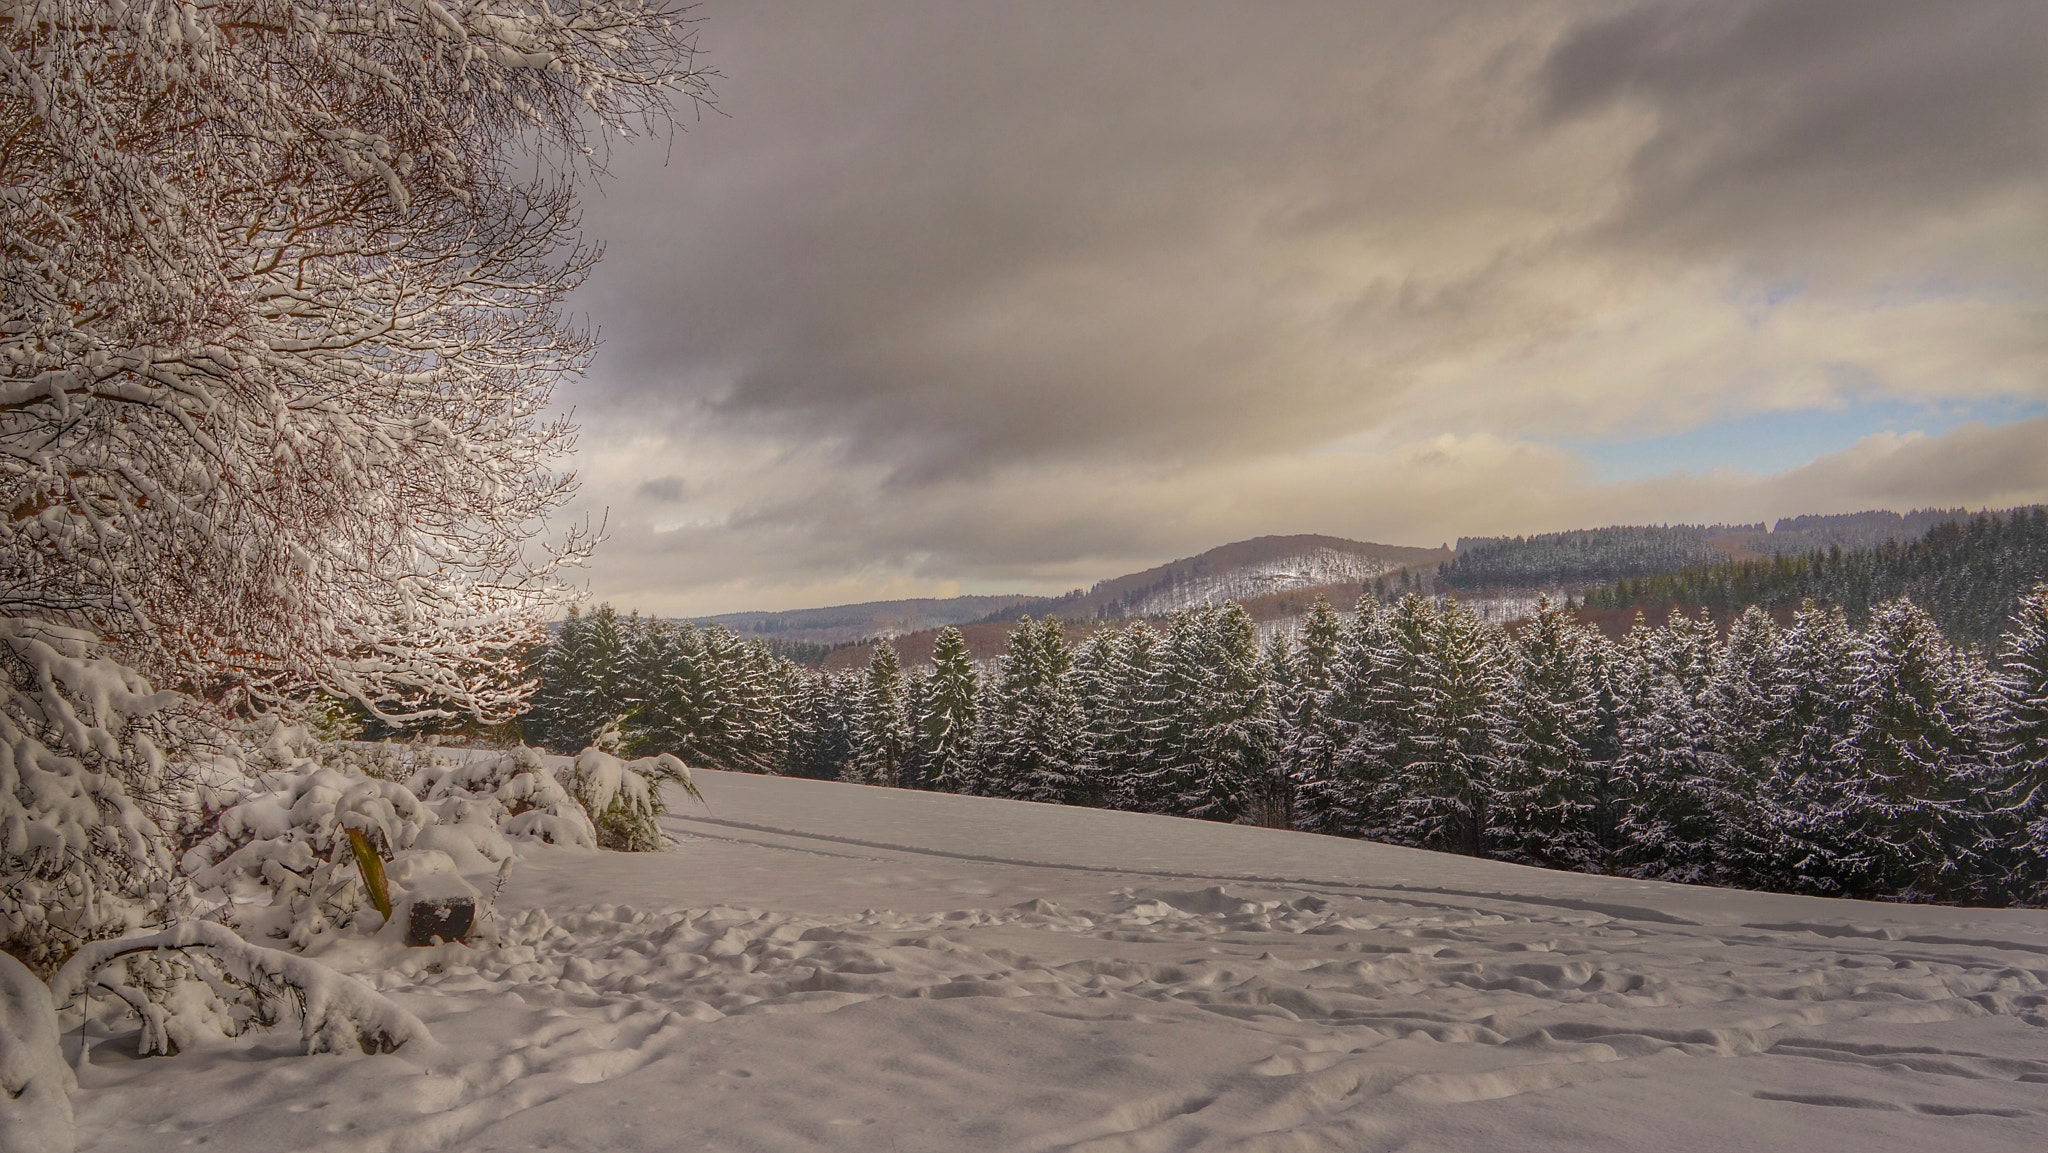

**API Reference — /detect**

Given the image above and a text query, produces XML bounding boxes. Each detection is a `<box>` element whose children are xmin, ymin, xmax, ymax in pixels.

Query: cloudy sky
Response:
<box><xmin>558</xmin><ymin>0</ymin><xmax>2048</xmax><ymax>618</ymax></box>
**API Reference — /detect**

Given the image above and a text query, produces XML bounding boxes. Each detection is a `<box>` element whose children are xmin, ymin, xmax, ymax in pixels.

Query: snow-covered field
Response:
<box><xmin>72</xmin><ymin>770</ymin><xmax>2048</xmax><ymax>1152</ymax></box>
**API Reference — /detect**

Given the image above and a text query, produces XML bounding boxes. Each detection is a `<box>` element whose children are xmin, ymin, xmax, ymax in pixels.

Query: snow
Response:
<box><xmin>64</xmin><ymin>769</ymin><xmax>2048</xmax><ymax>1151</ymax></box>
<box><xmin>1</xmin><ymin>951</ymin><xmax>74</xmax><ymax>1153</ymax></box>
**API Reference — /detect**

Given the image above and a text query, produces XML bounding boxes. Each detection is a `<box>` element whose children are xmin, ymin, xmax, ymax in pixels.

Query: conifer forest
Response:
<box><xmin>526</xmin><ymin>576</ymin><xmax>2048</xmax><ymax>909</ymax></box>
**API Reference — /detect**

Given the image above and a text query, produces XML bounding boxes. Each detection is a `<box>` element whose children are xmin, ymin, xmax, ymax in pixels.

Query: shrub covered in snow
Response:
<box><xmin>0</xmin><ymin>951</ymin><xmax>74</xmax><ymax>1153</ymax></box>
<box><xmin>563</xmin><ymin>749</ymin><xmax>700</xmax><ymax>852</ymax></box>
<box><xmin>49</xmin><ymin>921</ymin><xmax>428</xmax><ymax>1059</ymax></box>
<box><xmin>0</xmin><ymin>619</ymin><xmax>187</xmax><ymax>973</ymax></box>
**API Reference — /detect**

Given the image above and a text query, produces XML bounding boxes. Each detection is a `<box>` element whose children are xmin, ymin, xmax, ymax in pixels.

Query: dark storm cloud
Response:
<box><xmin>1542</xmin><ymin>0</ymin><xmax>2048</xmax><ymax>258</ymax></box>
<box><xmin>561</xmin><ymin>1</ymin><xmax>2048</xmax><ymax>615</ymax></box>
<box><xmin>578</xmin><ymin>1</ymin><xmax>1569</xmax><ymax>478</ymax></box>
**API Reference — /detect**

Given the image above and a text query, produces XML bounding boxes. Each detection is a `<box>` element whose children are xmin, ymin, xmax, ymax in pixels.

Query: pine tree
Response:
<box><xmin>1986</xmin><ymin>583</ymin><xmax>2048</xmax><ymax>903</ymax></box>
<box><xmin>1278</xmin><ymin>597</ymin><xmax>1346</xmax><ymax>833</ymax></box>
<box><xmin>1187</xmin><ymin>603</ymin><xmax>1281</xmax><ymax>825</ymax></box>
<box><xmin>1491</xmin><ymin>597</ymin><xmax>1606</xmax><ymax>870</ymax></box>
<box><xmin>1097</xmin><ymin>622</ymin><xmax>1160</xmax><ymax>810</ymax></box>
<box><xmin>1614</xmin><ymin>609</ymin><xmax>1730</xmax><ymax>883</ymax></box>
<box><xmin>899</xmin><ymin>668</ymin><xmax>931</xmax><ymax>788</ymax></box>
<box><xmin>523</xmin><ymin>607</ymin><xmax>587</xmax><ymax>752</ymax></box>
<box><xmin>975</xmin><ymin>619</ymin><xmax>1083</xmax><ymax>803</ymax></box>
<box><xmin>920</xmin><ymin>627</ymin><xmax>980</xmax><ymax>793</ymax></box>
<box><xmin>1378</xmin><ymin>598</ymin><xmax>1505</xmax><ymax>856</ymax></box>
<box><xmin>1760</xmin><ymin>601</ymin><xmax>1864</xmax><ymax>894</ymax></box>
<box><xmin>1132</xmin><ymin>609</ymin><xmax>1211</xmax><ymax>814</ymax></box>
<box><xmin>1314</xmin><ymin>595</ymin><xmax>1400</xmax><ymax>838</ymax></box>
<box><xmin>848</xmin><ymin>641</ymin><xmax>910</xmax><ymax>786</ymax></box>
<box><xmin>1710</xmin><ymin>605</ymin><xmax>1789</xmax><ymax>887</ymax></box>
<box><xmin>1834</xmin><ymin>597</ymin><xmax>1989</xmax><ymax>901</ymax></box>
<box><xmin>786</xmin><ymin>670</ymin><xmax>856</xmax><ymax>781</ymax></box>
<box><xmin>1069</xmin><ymin>630</ymin><xmax>1121</xmax><ymax>806</ymax></box>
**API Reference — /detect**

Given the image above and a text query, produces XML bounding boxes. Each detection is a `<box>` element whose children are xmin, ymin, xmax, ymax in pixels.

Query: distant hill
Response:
<box><xmin>700</xmin><ymin>534</ymin><xmax>1451</xmax><ymax>660</ymax></box>
<box><xmin>696</xmin><ymin>595</ymin><xmax>1037</xmax><ymax>647</ymax></box>
<box><xmin>983</xmin><ymin>534</ymin><xmax>1452</xmax><ymax>624</ymax></box>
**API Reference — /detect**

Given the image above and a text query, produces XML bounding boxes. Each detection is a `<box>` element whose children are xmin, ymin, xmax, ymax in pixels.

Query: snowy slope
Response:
<box><xmin>72</xmin><ymin>770</ymin><xmax>2048</xmax><ymax>1152</ymax></box>
<box><xmin>1116</xmin><ymin>545</ymin><xmax>1406</xmax><ymax>618</ymax></box>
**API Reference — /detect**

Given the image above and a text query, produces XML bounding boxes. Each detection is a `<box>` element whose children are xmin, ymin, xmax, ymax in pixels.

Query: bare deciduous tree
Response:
<box><xmin>2</xmin><ymin>0</ymin><xmax>710</xmax><ymax>722</ymax></box>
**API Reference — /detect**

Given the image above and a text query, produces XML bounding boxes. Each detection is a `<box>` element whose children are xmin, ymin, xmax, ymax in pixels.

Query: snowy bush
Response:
<box><xmin>410</xmin><ymin>745</ymin><xmax>599</xmax><ymax>850</ymax></box>
<box><xmin>180</xmin><ymin>766</ymin><xmax>441</xmax><ymax>948</ymax></box>
<box><xmin>0</xmin><ymin>619</ymin><xmax>186</xmax><ymax>973</ymax></box>
<box><xmin>562</xmin><ymin>749</ymin><xmax>700</xmax><ymax>853</ymax></box>
<box><xmin>49</xmin><ymin>921</ymin><xmax>428</xmax><ymax>1059</ymax></box>
<box><xmin>0</xmin><ymin>951</ymin><xmax>73</xmax><ymax>1153</ymax></box>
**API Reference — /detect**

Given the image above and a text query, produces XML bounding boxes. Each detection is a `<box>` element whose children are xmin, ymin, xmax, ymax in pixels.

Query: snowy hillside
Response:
<box><xmin>1116</xmin><ymin>545</ymin><xmax>1405</xmax><ymax>618</ymax></box>
<box><xmin>67</xmin><ymin>770</ymin><xmax>2048</xmax><ymax>1152</ymax></box>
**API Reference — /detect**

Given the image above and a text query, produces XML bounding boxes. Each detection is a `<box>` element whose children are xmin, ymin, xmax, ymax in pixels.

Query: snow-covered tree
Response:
<box><xmin>1188</xmin><ymin>603</ymin><xmax>1280</xmax><ymax>825</ymax></box>
<box><xmin>1833</xmin><ymin>597</ymin><xmax>1989</xmax><ymax>901</ymax></box>
<box><xmin>918</xmin><ymin>627</ymin><xmax>979</xmax><ymax>793</ymax></box>
<box><xmin>1986</xmin><ymin>583</ymin><xmax>2048</xmax><ymax>903</ymax></box>
<box><xmin>975</xmin><ymin>618</ymin><xmax>1082</xmax><ymax>804</ymax></box>
<box><xmin>1613</xmin><ymin>610</ymin><xmax>1730</xmax><ymax>883</ymax></box>
<box><xmin>2</xmin><ymin>0</ymin><xmax>710</xmax><ymax>723</ymax></box>
<box><xmin>1090</xmin><ymin>622</ymin><xmax>1159</xmax><ymax>811</ymax></box>
<box><xmin>848</xmin><ymin>641</ymin><xmax>909</xmax><ymax>787</ymax></box>
<box><xmin>1755</xmin><ymin>601</ymin><xmax>1864</xmax><ymax>894</ymax></box>
<box><xmin>1305</xmin><ymin>596</ymin><xmax>1396</xmax><ymax>838</ymax></box>
<box><xmin>1376</xmin><ymin>597</ymin><xmax>1506</xmax><ymax>856</ymax></box>
<box><xmin>1276</xmin><ymin>596</ymin><xmax>1344</xmax><ymax>834</ymax></box>
<box><xmin>1491</xmin><ymin>598</ymin><xmax>1606</xmax><ymax>871</ymax></box>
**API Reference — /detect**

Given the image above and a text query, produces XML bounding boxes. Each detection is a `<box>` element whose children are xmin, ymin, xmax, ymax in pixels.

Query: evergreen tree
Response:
<box><xmin>1491</xmin><ymin>597</ymin><xmax>1605</xmax><ymax>870</ymax></box>
<box><xmin>1710</xmin><ymin>605</ymin><xmax>1789</xmax><ymax>887</ymax></box>
<box><xmin>1833</xmin><ymin>597</ymin><xmax>1989</xmax><ymax>901</ymax></box>
<box><xmin>1278</xmin><ymin>597</ymin><xmax>1346</xmax><ymax>834</ymax></box>
<box><xmin>1378</xmin><ymin>597</ymin><xmax>1505</xmax><ymax>856</ymax></box>
<box><xmin>1069</xmin><ymin>630</ymin><xmax>1122</xmax><ymax>806</ymax></box>
<box><xmin>848</xmin><ymin>641</ymin><xmax>910</xmax><ymax>786</ymax></box>
<box><xmin>786</xmin><ymin>670</ymin><xmax>856</xmax><ymax>781</ymax></box>
<box><xmin>1759</xmin><ymin>601</ymin><xmax>1864</xmax><ymax>894</ymax></box>
<box><xmin>1097</xmin><ymin>622</ymin><xmax>1160</xmax><ymax>811</ymax></box>
<box><xmin>899</xmin><ymin>667</ymin><xmax>931</xmax><ymax>788</ymax></box>
<box><xmin>1312</xmin><ymin>595</ymin><xmax>1400</xmax><ymax>838</ymax></box>
<box><xmin>1987</xmin><ymin>583</ymin><xmax>2048</xmax><ymax>903</ymax></box>
<box><xmin>1132</xmin><ymin>609</ymin><xmax>1212</xmax><ymax>814</ymax></box>
<box><xmin>1614</xmin><ymin>609</ymin><xmax>1730</xmax><ymax>883</ymax></box>
<box><xmin>920</xmin><ymin>627</ymin><xmax>980</xmax><ymax>793</ymax></box>
<box><xmin>1187</xmin><ymin>603</ymin><xmax>1280</xmax><ymax>825</ymax></box>
<box><xmin>975</xmin><ymin>619</ymin><xmax>1083</xmax><ymax>804</ymax></box>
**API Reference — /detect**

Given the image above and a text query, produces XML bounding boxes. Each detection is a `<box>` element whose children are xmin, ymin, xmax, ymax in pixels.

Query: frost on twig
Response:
<box><xmin>50</xmin><ymin>921</ymin><xmax>429</xmax><ymax>1058</ymax></box>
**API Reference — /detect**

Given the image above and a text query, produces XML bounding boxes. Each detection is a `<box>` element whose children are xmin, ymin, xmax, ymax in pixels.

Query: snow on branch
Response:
<box><xmin>2</xmin><ymin>2</ymin><xmax>713</xmax><ymax>723</ymax></box>
<box><xmin>50</xmin><ymin>920</ymin><xmax>429</xmax><ymax>1058</ymax></box>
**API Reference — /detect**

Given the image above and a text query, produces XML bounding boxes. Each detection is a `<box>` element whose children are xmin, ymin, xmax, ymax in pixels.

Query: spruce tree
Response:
<box><xmin>1379</xmin><ymin>598</ymin><xmax>1505</xmax><ymax>856</ymax></box>
<box><xmin>1760</xmin><ymin>601</ymin><xmax>1864</xmax><ymax>894</ymax></box>
<box><xmin>1187</xmin><ymin>603</ymin><xmax>1280</xmax><ymax>825</ymax></box>
<box><xmin>974</xmin><ymin>618</ymin><xmax>1083</xmax><ymax>803</ymax></box>
<box><xmin>1834</xmin><ymin>597</ymin><xmax>1988</xmax><ymax>901</ymax></box>
<box><xmin>1711</xmin><ymin>605</ymin><xmax>1789</xmax><ymax>887</ymax></box>
<box><xmin>1132</xmin><ymin>609</ymin><xmax>1211</xmax><ymax>814</ymax></box>
<box><xmin>1987</xmin><ymin>582</ymin><xmax>2048</xmax><ymax>903</ymax></box>
<box><xmin>1314</xmin><ymin>595</ymin><xmax>1400</xmax><ymax>838</ymax></box>
<box><xmin>1491</xmin><ymin>597</ymin><xmax>1605</xmax><ymax>870</ymax></box>
<box><xmin>1278</xmin><ymin>596</ymin><xmax>1345</xmax><ymax>833</ymax></box>
<box><xmin>1614</xmin><ymin>609</ymin><xmax>1730</xmax><ymax>883</ymax></box>
<box><xmin>920</xmin><ymin>627</ymin><xmax>980</xmax><ymax>793</ymax></box>
<box><xmin>848</xmin><ymin>641</ymin><xmax>910</xmax><ymax>786</ymax></box>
